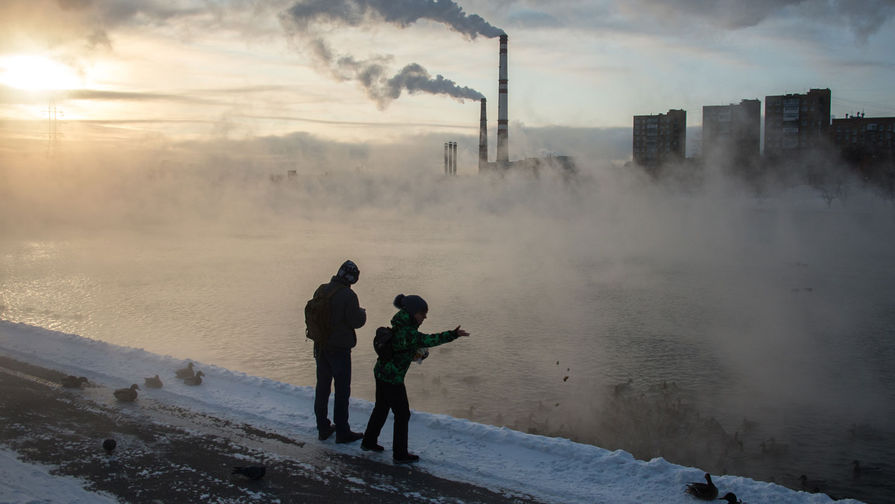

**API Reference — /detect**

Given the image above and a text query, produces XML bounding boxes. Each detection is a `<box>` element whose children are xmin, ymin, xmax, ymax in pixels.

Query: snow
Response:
<box><xmin>0</xmin><ymin>448</ymin><xmax>120</xmax><ymax>504</ymax></box>
<box><xmin>0</xmin><ymin>320</ymin><xmax>862</xmax><ymax>504</ymax></box>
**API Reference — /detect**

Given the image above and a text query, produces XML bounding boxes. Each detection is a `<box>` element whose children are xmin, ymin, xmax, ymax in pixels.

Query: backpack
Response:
<box><xmin>373</xmin><ymin>326</ymin><xmax>395</xmax><ymax>360</ymax></box>
<box><xmin>304</xmin><ymin>283</ymin><xmax>343</xmax><ymax>346</ymax></box>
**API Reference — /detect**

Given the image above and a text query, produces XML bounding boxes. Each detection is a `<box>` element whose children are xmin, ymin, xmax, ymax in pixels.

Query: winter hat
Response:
<box><xmin>394</xmin><ymin>294</ymin><xmax>428</xmax><ymax>316</ymax></box>
<box><xmin>336</xmin><ymin>260</ymin><xmax>360</xmax><ymax>284</ymax></box>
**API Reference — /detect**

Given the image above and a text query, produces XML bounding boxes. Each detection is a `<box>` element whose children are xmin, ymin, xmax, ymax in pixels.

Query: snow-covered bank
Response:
<box><xmin>0</xmin><ymin>448</ymin><xmax>120</xmax><ymax>504</ymax></box>
<box><xmin>0</xmin><ymin>321</ymin><xmax>860</xmax><ymax>503</ymax></box>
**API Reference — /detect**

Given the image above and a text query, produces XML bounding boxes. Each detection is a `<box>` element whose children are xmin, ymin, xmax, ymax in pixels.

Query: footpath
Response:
<box><xmin>0</xmin><ymin>355</ymin><xmax>542</xmax><ymax>504</ymax></box>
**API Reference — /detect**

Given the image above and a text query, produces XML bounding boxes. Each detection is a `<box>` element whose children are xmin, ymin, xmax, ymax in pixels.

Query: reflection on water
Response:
<box><xmin>2</xmin><ymin>214</ymin><xmax>894</xmax><ymax>503</ymax></box>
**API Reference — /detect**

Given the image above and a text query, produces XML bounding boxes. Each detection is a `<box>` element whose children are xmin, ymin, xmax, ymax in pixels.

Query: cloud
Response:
<box><xmin>64</xmin><ymin>89</ymin><xmax>219</xmax><ymax>104</ymax></box>
<box><xmin>0</xmin><ymin>0</ymin><xmax>288</xmax><ymax>53</ymax></box>
<box><xmin>625</xmin><ymin>0</ymin><xmax>895</xmax><ymax>42</ymax></box>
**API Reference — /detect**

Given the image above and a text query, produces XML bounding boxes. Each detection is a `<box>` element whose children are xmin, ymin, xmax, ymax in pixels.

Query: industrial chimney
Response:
<box><xmin>444</xmin><ymin>142</ymin><xmax>458</xmax><ymax>175</ymax></box>
<box><xmin>444</xmin><ymin>142</ymin><xmax>449</xmax><ymax>174</ymax></box>
<box><xmin>497</xmin><ymin>34</ymin><xmax>509</xmax><ymax>164</ymax></box>
<box><xmin>479</xmin><ymin>98</ymin><xmax>488</xmax><ymax>171</ymax></box>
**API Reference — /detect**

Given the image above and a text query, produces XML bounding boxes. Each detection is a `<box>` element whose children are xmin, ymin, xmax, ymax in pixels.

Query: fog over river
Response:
<box><xmin>2</xmin><ymin>161</ymin><xmax>894</xmax><ymax>502</ymax></box>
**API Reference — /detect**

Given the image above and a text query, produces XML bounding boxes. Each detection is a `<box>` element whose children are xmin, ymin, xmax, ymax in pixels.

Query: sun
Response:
<box><xmin>0</xmin><ymin>54</ymin><xmax>82</xmax><ymax>91</ymax></box>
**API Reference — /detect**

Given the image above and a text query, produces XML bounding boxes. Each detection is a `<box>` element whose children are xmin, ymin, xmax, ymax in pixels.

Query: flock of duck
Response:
<box><xmin>62</xmin><ymin>361</ymin><xmax>267</xmax><ymax>480</ymax></box>
<box><xmin>60</xmin><ymin>360</ymin><xmax>206</xmax><ymax>402</ymax></box>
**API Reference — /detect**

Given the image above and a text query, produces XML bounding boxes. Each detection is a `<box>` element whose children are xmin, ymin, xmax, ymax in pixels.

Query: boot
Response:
<box><xmin>393</xmin><ymin>453</ymin><xmax>420</xmax><ymax>464</ymax></box>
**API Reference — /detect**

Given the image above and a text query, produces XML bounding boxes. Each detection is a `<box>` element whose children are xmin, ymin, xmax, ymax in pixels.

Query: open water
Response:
<box><xmin>2</xmin><ymin>170</ymin><xmax>894</xmax><ymax>503</ymax></box>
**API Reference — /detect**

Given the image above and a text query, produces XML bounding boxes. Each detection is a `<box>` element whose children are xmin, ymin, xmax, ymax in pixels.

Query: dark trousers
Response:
<box><xmin>314</xmin><ymin>345</ymin><xmax>353</xmax><ymax>435</ymax></box>
<box><xmin>364</xmin><ymin>378</ymin><xmax>411</xmax><ymax>456</ymax></box>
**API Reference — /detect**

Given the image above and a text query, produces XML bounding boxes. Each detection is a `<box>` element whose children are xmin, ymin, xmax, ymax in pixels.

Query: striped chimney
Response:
<box><xmin>497</xmin><ymin>34</ymin><xmax>508</xmax><ymax>164</ymax></box>
<box><xmin>444</xmin><ymin>142</ymin><xmax>449</xmax><ymax>174</ymax></box>
<box><xmin>478</xmin><ymin>98</ymin><xmax>488</xmax><ymax>171</ymax></box>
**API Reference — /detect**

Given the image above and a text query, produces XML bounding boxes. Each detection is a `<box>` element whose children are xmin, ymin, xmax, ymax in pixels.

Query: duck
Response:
<box><xmin>113</xmin><ymin>384</ymin><xmax>140</xmax><ymax>402</ymax></box>
<box><xmin>685</xmin><ymin>473</ymin><xmax>719</xmax><ymax>500</ymax></box>
<box><xmin>175</xmin><ymin>361</ymin><xmax>195</xmax><ymax>379</ymax></box>
<box><xmin>232</xmin><ymin>465</ymin><xmax>266</xmax><ymax>480</ymax></box>
<box><xmin>719</xmin><ymin>492</ymin><xmax>743</xmax><ymax>504</ymax></box>
<box><xmin>143</xmin><ymin>375</ymin><xmax>163</xmax><ymax>388</ymax></box>
<box><xmin>182</xmin><ymin>370</ymin><xmax>205</xmax><ymax>386</ymax></box>
<box><xmin>61</xmin><ymin>376</ymin><xmax>88</xmax><ymax>388</ymax></box>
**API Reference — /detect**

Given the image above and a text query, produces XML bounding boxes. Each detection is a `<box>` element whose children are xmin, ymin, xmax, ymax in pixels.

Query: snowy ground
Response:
<box><xmin>0</xmin><ymin>447</ymin><xmax>120</xmax><ymax>504</ymax></box>
<box><xmin>0</xmin><ymin>320</ymin><xmax>861</xmax><ymax>503</ymax></box>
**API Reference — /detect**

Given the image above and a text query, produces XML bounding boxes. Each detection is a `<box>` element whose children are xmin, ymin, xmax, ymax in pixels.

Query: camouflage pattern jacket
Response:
<box><xmin>373</xmin><ymin>310</ymin><xmax>459</xmax><ymax>385</ymax></box>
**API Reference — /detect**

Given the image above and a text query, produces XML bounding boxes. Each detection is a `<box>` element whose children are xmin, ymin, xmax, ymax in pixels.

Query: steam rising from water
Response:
<box><xmin>2</xmin><ymin>146</ymin><xmax>895</xmax><ymax>501</ymax></box>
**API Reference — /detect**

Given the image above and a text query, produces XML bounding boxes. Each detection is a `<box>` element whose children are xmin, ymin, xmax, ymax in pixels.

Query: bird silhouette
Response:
<box><xmin>719</xmin><ymin>492</ymin><xmax>743</xmax><ymax>504</ymax></box>
<box><xmin>144</xmin><ymin>375</ymin><xmax>163</xmax><ymax>388</ymax></box>
<box><xmin>182</xmin><ymin>370</ymin><xmax>205</xmax><ymax>386</ymax></box>
<box><xmin>175</xmin><ymin>361</ymin><xmax>195</xmax><ymax>379</ymax></box>
<box><xmin>61</xmin><ymin>376</ymin><xmax>88</xmax><ymax>388</ymax></box>
<box><xmin>232</xmin><ymin>465</ymin><xmax>266</xmax><ymax>480</ymax></box>
<box><xmin>113</xmin><ymin>384</ymin><xmax>140</xmax><ymax>402</ymax></box>
<box><xmin>685</xmin><ymin>473</ymin><xmax>718</xmax><ymax>500</ymax></box>
<box><xmin>102</xmin><ymin>438</ymin><xmax>116</xmax><ymax>453</ymax></box>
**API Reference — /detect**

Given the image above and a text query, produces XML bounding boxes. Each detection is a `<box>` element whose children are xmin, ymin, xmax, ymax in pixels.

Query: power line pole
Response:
<box><xmin>46</xmin><ymin>99</ymin><xmax>63</xmax><ymax>158</ymax></box>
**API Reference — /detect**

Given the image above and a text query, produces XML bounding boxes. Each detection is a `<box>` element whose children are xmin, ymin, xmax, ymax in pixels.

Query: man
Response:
<box><xmin>314</xmin><ymin>260</ymin><xmax>367</xmax><ymax>443</ymax></box>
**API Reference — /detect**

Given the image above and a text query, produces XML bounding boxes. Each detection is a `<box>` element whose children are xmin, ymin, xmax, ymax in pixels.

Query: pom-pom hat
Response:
<box><xmin>394</xmin><ymin>294</ymin><xmax>428</xmax><ymax>315</ymax></box>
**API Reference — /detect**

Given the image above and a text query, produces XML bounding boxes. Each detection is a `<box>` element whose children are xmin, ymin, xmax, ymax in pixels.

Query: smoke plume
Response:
<box><xmin>280</xmin><ymin>0</ymin><xmax>499</xmax><ymax>107</ymax></box>
<box><xmin>283</xmin><ymin>0</ymin><xmax>504</xmax><ymax>39</ymax></box>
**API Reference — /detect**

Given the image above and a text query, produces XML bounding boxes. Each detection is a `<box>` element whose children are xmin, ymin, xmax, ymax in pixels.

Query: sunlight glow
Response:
<box><xmin>0</xmin><ymin>55</ymin><xmax>82</xmax><ymax>90</ymax></box>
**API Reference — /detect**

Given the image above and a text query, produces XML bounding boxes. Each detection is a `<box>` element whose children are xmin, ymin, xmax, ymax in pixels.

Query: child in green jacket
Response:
<box><xmin>362</xmin><ymin>294</ymin><xmax>469</xmax><ymax>463</ymax></box>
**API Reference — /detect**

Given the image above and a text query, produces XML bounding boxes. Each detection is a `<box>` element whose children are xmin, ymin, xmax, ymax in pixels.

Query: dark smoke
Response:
<box><xmin>283</xmin><ymin>0</ymin><xmax>504</xmax><ymax>39</ymax></box>
<box><xmin>386</xmin><ymin>63</ymin><xmax>484</xmax><ymax>102</ymax></box>
<box><xmin>281</xmin><ymin>0</ymin><xmax>494</xmax><ymax>107</ymax></box>
<box><xmin>317</xmin><ymin>44</ymin><xmax>483</xmax><ymax>107</ymax></box>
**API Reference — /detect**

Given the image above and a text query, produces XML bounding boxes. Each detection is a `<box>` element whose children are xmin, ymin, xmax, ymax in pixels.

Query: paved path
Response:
<box><xmin>0</xmin><ymin>355</ymin><xmax>542</xmax><ymax>504</ymax></box>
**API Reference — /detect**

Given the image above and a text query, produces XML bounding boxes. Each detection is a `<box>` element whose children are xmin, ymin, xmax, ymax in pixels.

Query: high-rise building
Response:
<box><xmin>702</xmin><ymin>99</ymin><xmax>760</xmax><ymax>165</ymax></box>
<box><xmin>832</xmin><ymin>114</ymin><xmax>895</xmax><ymax>165</ymax></box>
<box><xmin>764</xmin><ymin>88</ymin><xmax>831</xmax><ymax>158</ymax></box>
<box><xmin>633</xmin><ymin>109</ymin><xmax>686</xmax><ymax>166</ymax></box>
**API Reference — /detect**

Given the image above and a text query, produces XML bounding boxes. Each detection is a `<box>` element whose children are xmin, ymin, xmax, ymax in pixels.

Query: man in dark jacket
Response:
<box><xmin>314</xmin><ymin>260</ymin><xmax>367</xmax><ymax>443</ymax></box>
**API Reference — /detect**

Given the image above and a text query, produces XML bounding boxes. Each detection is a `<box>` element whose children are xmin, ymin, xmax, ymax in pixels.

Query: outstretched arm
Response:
<box><xmin>412</xmin><ymin>325</ymin><xmax>469</xmax><ymax>348</ymax></box>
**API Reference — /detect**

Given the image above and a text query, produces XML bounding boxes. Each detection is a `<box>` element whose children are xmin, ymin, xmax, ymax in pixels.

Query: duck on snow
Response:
<box><xmin>113</xmin><ymin>384</ymin><xmax>140</xmax><ymax>402</ymax></box>
<box><xmin>685</xmin><ymin>473</ymin><xmax>718</xmax><ymax>500</ymax></box>
<box><xmin>175</xmin><ymin>362</ymin><xmax>195</xmax><ymax>379</ymax></box>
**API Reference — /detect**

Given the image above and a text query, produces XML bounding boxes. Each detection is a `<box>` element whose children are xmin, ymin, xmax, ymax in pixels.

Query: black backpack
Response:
<box><xmin>304</xmin><ymin>283</ymin><xmax>343</xmax><ymax>346</ymax></box>
<box><xmin>373</xmin><ymin>326</ymin><xmax>395</xmax><ymax>360</ymax></box>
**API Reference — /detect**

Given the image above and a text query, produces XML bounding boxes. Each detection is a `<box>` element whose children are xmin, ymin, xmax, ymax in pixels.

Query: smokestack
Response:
<box><xmin>497</xmin><ymin>34</ymin><xmax>508</xmax><ymax>164</ymax></box>
<box><xmin>452</xmin><ymin>141</ymin><xmax>458</xmax><ymax>175</ymax></box>
<box><xmin>444</xmin><ymin>142</ymin><xmax>449</xmax><ymax>174</ymax></box>
<box><xmin>479</xmin><ymin>98</ymin><xmax>488</xmax><ymax>172</ymax></box>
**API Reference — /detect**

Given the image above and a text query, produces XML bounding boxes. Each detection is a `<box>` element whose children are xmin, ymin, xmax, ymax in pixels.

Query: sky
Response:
<box><xmin>0</xmin><ymin>320</ymin><xmax>861</xmax><ymax>504</ymax></box>
<box><xmin>1</xmin><ymin>0</ymin><xmax>895</xmax><ymax>171</ymax></box>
